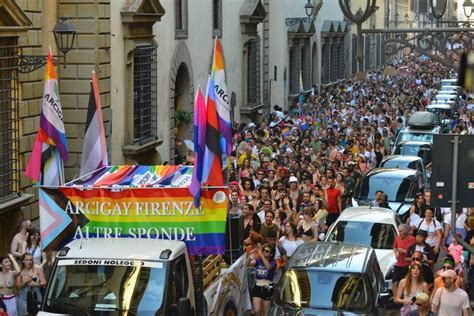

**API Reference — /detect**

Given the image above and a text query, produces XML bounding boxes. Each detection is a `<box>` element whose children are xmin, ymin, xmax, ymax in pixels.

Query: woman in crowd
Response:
<box><xmin>417</xmin><ymin>208</ymin><xmax>443</xmax><ymax>260</ymax></box>
<box><xmin>23</xmin><ymin>229</ymin><xmax>47</xmax><ymax>270</ymax></box>
<box><xmin>394</xmin><ymin>262</ymin><xmax>429</xmax><ymax>316</ymax></box>
<box><xmin>241</xmin><ymin>178</ymin><xmax>254</xmax><ymax>201</ymax></box>
<box><xmin>247</xmin><ymin>244</ymin><xmax>276</xmax><ymax>316</ymax></box>
<box><xmin>15</xmin><ymin>252</ymin><xmax>46</xmax><ymax>315</ymax></box>
<box><xmin>297</xmin><ymin>207</ymin><xmax>319</xmax><ymax>243</ymax></box>
<box><xmin>278</xmin><ymin>222</ymin><xmax>304</xmax><ymax>263</ymax></box>
<box><xmin>0</xmin><ymin>254</ymin><xmax>21</xmax><ymax>316</ymax></box>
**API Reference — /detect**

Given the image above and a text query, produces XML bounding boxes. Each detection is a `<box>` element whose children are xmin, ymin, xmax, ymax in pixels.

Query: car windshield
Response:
<box><xmin>381</xmin><ymin>159</ymin><xmax>419</xmax><ymax>170</ymax></box>
<box><xmin>395</xmin><ymin>144</ymin><xmax>432</xmax><ymax>165</ymax></box>
<box><xmin>43</xmin><ymin>259</ymin><xmax>166</xmax><ymax>315</ymax></box>
<box><xmin>399</xmin><ymin>132</ymin><xmax>434</xmax><ymax>143</ymax></box>
<box><xmin>278</xmin><ymin>269</ymin><xmax>372</xmax><ymax>312</ymax></box>
<box><xmin>327</xmin><ymin>221</ymin><xmax>397</xmax><ymax>250</ymax></box>
<box><xmin>357</xmin><ymin>174</ymin><xmax>412</xmax><ymax>202</ymax></box>
<box><xmin>427</xmin><ymin>108</ymin><xmax>453</xmax><ymax>119</ymax></box>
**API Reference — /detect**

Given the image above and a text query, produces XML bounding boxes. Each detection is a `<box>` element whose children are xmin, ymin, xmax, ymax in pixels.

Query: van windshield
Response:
<box><xmin>357</xmin><ymin>175</ymin><xmax>412</xmax><ymax>202</ymax></box>
<box><xmin>43</xmin><ymin>259</ymin><xmax>166</xmax><ymax>315</ymax></box>
<box><xmin>278</xmin><ymin>269</ymin><xmax>372</xmax><ymax>312</ymax></box>
<box><xmin>398</xmin><ymin>132</ymin><xmax>434</xmax><ymax>143</ymax></box>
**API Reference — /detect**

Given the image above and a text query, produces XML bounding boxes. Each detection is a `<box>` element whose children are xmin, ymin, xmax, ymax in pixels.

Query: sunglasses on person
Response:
<box><xmin>442</xmin><ymin>265</ymin><xmax>453</xmax><ymax>270</ymax></box>
<box><xmin>412</xmin><ymin>257</ymin><xmax>422</xmax><ymax>262</ymax></box>
<box><xmin>262</xmin><ymin>248</ymin><xmax>271</xmax><ymax>254</ymax></box>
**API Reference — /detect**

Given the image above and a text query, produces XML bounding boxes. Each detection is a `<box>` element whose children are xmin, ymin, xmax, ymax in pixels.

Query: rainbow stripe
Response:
<box><xmin>40</xmin><ymin>184</ymin><xmax>228</xmax><ymax>255</ymax></box>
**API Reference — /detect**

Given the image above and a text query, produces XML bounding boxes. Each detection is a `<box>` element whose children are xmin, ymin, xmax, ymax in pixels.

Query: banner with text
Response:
<box><xmin>39</xmin><ymin>187</ymin><xmax>228</xmax><ymax>255</ymax></box>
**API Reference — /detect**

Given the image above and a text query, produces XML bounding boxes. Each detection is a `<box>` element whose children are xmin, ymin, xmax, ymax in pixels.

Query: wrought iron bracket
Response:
<box><xmin>18</xmin><ymin>55</ymin><xmax>58</xmax><ymax>73</ymax></box>
<box><xmin>360</xmin><ymin>27</ymin><xmax>474</xmax><ymax>69</ymax></box>
<box><xmin>286</xmin><ymin>17</ymin><xmax>310</xmax><ymax>27</ymax></box>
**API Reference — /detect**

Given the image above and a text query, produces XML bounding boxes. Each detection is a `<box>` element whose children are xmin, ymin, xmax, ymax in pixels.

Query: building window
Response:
<box><xmin>212</xmin><ymin>0</ymin><xmax>222</xmax><ymax>37</ymax></box>
<box><xmin>301</xmin><ymin>39</ymin><xmax>311</xmax><ymax>90</ymax></box>
<box><xmin>337</xmin><ymin>40</ymin><xmax>345</xmax><ymax>80</ymax></box>
<box><xmin>247</xmin><ymin>37</ymin><xmax>260</xmax><ymax>106</ymax></box>
<box><xmin>289</xmin><ymin>44</ymin><xmax>299</xmax><ymax>94</ymax></box>
<box><xmin>175</xmin><ymin>0</ymin><xmax>188</xmax><ymax>38</ymax></box>
<box><xmin>133</xmin><ymin>45</ymin><xmax>158</xmax><ymax>145</ymax></box>
<box><xmin>330</xmin><ymin>42</ymin><xmax>337</xmax><ymax>82</ymax></box>
<box><xmin>0</xmin><ymin>37</ymin><xmax>19</xmax><ymax>203</ymax></box>
<box><xmin>352</xmin><ymin>35</ymin><xmax>357</xmax><ymax>75</ymax></box>
<box><xmin>364</xmin><ymin>35</ymin><xmax>371</xmax><ymax>71</ymax></box>
<box><xmin>321</xmin><ymin>42</ymin><xmax>330</xmax><ymax>84</ymax></box>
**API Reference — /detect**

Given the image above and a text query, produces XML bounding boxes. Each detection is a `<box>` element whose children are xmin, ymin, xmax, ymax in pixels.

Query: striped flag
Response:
<box><xmin>79</xmin><ymin>71</ymin><xmax>108</xmax><ymax>178</ymax></box>
<box><xmin>203</xmin><ymin>75</ymin><xmax>224</xmax><ymax>186</ymax></box>
<box><xmin>25</xmin><ymin>49</ymin><xmax>68</xmax><ymax>185</ymax></box>
<box><xmin>189</xmin><ymin>87</ymin><xmax>207</xmax><ymax>207</ymax></box>
<box><xmin>211</xmin><ymin>37</ymin><xmax>232</xmax><ymax>157</ymax></box>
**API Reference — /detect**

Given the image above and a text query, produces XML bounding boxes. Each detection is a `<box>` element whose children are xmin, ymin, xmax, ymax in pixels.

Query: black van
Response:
<box><xmin>269</xmin><ymin>242</ymin><xmax>389</xmax><ymax>315</ymax></box>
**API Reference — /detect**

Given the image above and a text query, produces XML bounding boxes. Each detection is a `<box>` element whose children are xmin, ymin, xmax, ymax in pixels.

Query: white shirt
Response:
<box><xmin>417</xmin><ymin>218</ymin><xmax>442</xmax><ymax>248</ymax></box>
<box><xmin>279</xmin><ymin>237</ymin><xmax>304</xmax><ymax>257</ymax></box>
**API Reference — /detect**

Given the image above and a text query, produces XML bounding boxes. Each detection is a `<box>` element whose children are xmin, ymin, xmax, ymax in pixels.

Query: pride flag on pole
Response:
<box><xmin>210</xmin><ymin>37</ymin><xmax>232</xmax><ymax>157</ymax></box>
<box><xmin>25</xmin><ymin>49</ymin><xmax>68</xmax><ymax>185</ymax></box>
<box><xmin>189</xmin><ymin>87</ymin><xmax>207</xmax><ymax>207</ymax></box>
<box><xmin>79</xmin><ymin>71</ymin><xmax>108</xmax><ymax>178</ymax></box>
<box><xmin>203</xmin><ymin>75</ymin><xmax>224</xmax><ymax>187</ymax></box>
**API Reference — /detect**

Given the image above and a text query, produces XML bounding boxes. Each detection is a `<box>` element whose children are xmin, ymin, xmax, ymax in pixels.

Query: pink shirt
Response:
<box><xmin>448</xmin><ymin>243</ymin><xmax>463</xmax><ymax>265</ymax></box>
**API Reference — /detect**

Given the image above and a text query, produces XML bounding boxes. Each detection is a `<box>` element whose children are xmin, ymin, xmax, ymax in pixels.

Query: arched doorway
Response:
<box><xmin>174</xmin><ymin>63</ymin><xmax>192</xmax><ymax>164</ymax></box>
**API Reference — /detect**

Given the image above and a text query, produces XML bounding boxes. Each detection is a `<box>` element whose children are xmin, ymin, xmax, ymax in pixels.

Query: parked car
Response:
<box><xmin>394</xmin><ymin>112</ymin><xmax>440</xmax><ymax>148</ymax></box>
<box><xmin>324</xmin><ymin>207</ymin><xmax>399</xmax><ymax>290</ymax></box>
<box><xmin>269</xmin><ymin>242</ymin><xmax>389</xmax><ymax>315</ymax></box>
<box><xmin>426</xmin><ymin>103</ymin><xmax>454</xmax><ymax>131</ymax></box>
<box><xmin>352</xmin><ymin>168</ymin><xmax>425</xmax><ymax>221</ymax></box>
<box><xmin>380</xmin><ymin>155</ymin><xmax>427</xmax><ymax>184</ymax></box>
<box><xmin>392</xmin><ymin>141</ymin><xmax>432</xmax><ymax>166</ymax></box>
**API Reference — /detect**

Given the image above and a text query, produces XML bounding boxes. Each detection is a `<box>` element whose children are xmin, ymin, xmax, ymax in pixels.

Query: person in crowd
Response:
<box><xmin>278</xmin><ymin>222</ymin><xmax>303</xmax><ymax>263</ymax></box>
<box><xmin>416</xmin><ymin>209</ymin><xmax>443</xmax><ymax>260</ymax></box>
<box><xmin>242</xmin><ymin>204</ymin><xmax>261</xmax><ymax>240</ymax></box>
<box><xmin>247</xmin><ymin>244</ymin><xmax>276</xmax><ymax>316</ymax></box>
<box><xmin>15</xmin><ymin>252</ymin><xmax>46</xmax><ymax>315</ymax></box>
<box><xmin>408</xmin><ymin>193</ymin><xmax>426</xmax><ymax>229</ymax></box>
<box><xmin>10</xmin><ymin>220</ymin><xmax>31</xmax><ymax>261</ymax></box>
<box><xmin>431</xmin><ymin>269</ymin><xmax>471</xmax><ymax>315</ymax></box>
<box><xmin>259</xmin><ymin>210</ymin><xmax>279</xmax><ymax>242</ymax></box>
<box><xmin>324</xmin><ymin>177</ymin><xmax>342</xmax><ymax>227</ymax></box>
<box><xmin>443</xmin><ymin>208</ymin><xmax>467</xmax><ymax>247</ymax></box>
<box><xmin>392</xmin><ymin>224</ymin><xmax>416</xmax><ymax>299</ymax></box>
<box><xmin>432</xmin><ymin>255</ymin><xmax>464</xmax><ymax>299</ymax></box>
<box><xmin>0</xmin><ymin>254</ymin><xmax>21</xmax><ymax>316</ymax></box>
<box><xmin>22</xmin><ymin>229</ymin><xmax>47</xmax><ymax>270</ymax></box>
<box><xmin>406</xmin><ymin>232</ymin><xmax>435</xmax><ymax>285</ymax></box>
<box><xmin>370</xmin><ymin>190</ymin><xmax>384</xmax><ymax>207</ymax></box>
<box><xmin>297</xmin><ymin>207</ymin><xmax>319</xmax><ymax>243</ymax></box>
<box><xmin>394</xmin><ymin>262</ymin><xmax>429</xmax><ymax>316</ymax></box>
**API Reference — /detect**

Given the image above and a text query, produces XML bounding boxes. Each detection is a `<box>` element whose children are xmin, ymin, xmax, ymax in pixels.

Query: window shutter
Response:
<box><xmin>322</xmin><ymin>42</ymin><xmax>330</xmax><ymax>84</ymax></box>
<box><xmin>133</xmin><ymin>45</ymin><xmax>158</xmax><ymax>145</ymax></box>
<box><xmin>302</xmin><ymin>39</ymin><xmax>311</xmax><ymax>90</ymax></box>
<box><xmin>247</xmin><ymin>37</ymin><xmax>260</xmax><ymax>106</ymax></box>
<box><xmin>289</xmin><ymin>45</ymin><xmax>299</xmax><ymax>94</ymax></box>
<box><xmin>352</xmin><ymin>35</ymin><xmax>357</xmax><ymax>75</ymax></box>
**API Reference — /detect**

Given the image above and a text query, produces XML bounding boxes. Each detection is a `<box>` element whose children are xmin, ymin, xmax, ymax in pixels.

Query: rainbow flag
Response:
<box><xmin>25</xmin><ymin>49</ymin><xmax>69</xmax><ymax>185</ymax></box>
<box><xmin>281</xmin><ymin>127</ymin><xmax>291</xmax><ymax>138</ymax></box>
<box><xmin>211</xmin><ymin>37</ymin><xmax>232</xmax><ymax>157</ymax></box>
<box><xmin>203</xmin><ymin>75</ymin><xmax>224</xmax><ymax>186</ymax></box>
<box><xmin>299</xmin><ymin>70</ymin><xmax>304</xmax><ymax>115</ymax></box>
<box><xmin>190</xmin><ymin>87</ymin><xmax>207</xmax><ymax>207</ymax></box>
<box><xmin>39</xmin><ymin>186</ymin><xmax>228</xmax><ymax>255</ymax></box>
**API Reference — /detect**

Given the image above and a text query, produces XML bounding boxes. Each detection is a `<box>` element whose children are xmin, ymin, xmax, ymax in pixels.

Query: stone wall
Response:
<box><xmin>17</xmin><ymin>0</ymin><xmax>111</xmax><ymax>221</ymax></box>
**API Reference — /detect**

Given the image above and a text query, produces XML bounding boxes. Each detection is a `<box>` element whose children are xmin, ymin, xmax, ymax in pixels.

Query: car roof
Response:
<box><xmin>366</xmin><ymin>168</ymin><xmax>418</xmax><ymax>178</ymax></box>
<box><xmin>401</xmin><ymin>125</ymin><xmax>440</xmax><ymax>133</ymax></box>
<box><xmin>336</xmin><ymin>206</ymin><xmax>397</xmax><ymax>224</ymax></box>
<box><xmin>427</xmin><ymin>104</ymin><xmax>451</xmax><ymax>109</ymax></box>
<box><xmin>381</xmin><ymin>155</ymin><xmax>423</xmax><ymax>163</ymax></box>
<box><xmin>289</xmin><ymin>242</ymin><xmax>373</xmax><ymax>273</ymax></box>
<box><xmin>60</xmin><ymin>238</ymin><xmax>187</xmax><ymax>261</ymax></box>
<box><xmin>398</xmin><ymin>140</ymin><xmax>432</xmax><ymax>146</ymax></box>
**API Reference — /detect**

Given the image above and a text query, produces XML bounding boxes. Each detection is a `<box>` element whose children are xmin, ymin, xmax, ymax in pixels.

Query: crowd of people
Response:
<box><xmin>2</xmin><ymin>54</ymin><xmax>474</xmax><ymax>315</ymax></box>
<box><xmin>224</xmin><ymin>55</ymin><xmax>474</xmax><ymax>315</ymax></box>
<box><xmin>1</xmin><ymin>220</ymin><xmax>50</xmax><ymax>315</ymax></box>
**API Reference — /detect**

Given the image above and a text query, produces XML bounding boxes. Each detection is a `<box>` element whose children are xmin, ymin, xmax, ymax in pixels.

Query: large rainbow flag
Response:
<box><xmin>25</xmin><ymin>49</ymin><xmax>69</xmax><ymax>185</ymax></box>
<box><xmin>39</xmin><ymin>165</ymin><xmax>227</xmax><ymax>255</ymax></box>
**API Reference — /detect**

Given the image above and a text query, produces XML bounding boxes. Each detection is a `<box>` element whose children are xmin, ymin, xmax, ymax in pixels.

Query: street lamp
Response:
<box><xmin>464</xmin><ymin>0</ymin><xmax>474</xmax><ymax>20</ymax></box>
<box><xmin>52</xmin><ymin>17</ymin><xmax>77</xmax><ymax>68</ymax></box>
<box><xmin>18</xmin><ymin>16</ymin><xmax>77</xmax><ymax>73</ymax></box>
<box><xmin>305</xmin><ymin>0</ymin><xmax>323</xmax><ymax>20</ymax></box>
<box><xmin>430</xmin><ymin>0</ymin><xmax>447</xmax><ymax>25</ymax></box>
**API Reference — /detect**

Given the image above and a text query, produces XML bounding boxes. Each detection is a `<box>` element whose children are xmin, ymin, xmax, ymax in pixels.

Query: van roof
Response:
<box><xmin>59</xmin><ymin>238</ymin><xmax>188</xmax><ymax>261</ymax></box>
<box><xmin>289</xmin><ymin>242</ymin><xmax>373</xmax><ymax>273</ymax></box>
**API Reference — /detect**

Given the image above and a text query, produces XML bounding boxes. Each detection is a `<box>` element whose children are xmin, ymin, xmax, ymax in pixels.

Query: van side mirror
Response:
<box><xmin>378</xmin><ymin>292</ymin><xmax>391</xmax><ymax>306</ymax></box>
<box><xmin>178</xmin><ymin>297</ymin><xmax>192</xmax><ymax>316</ymax></box>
